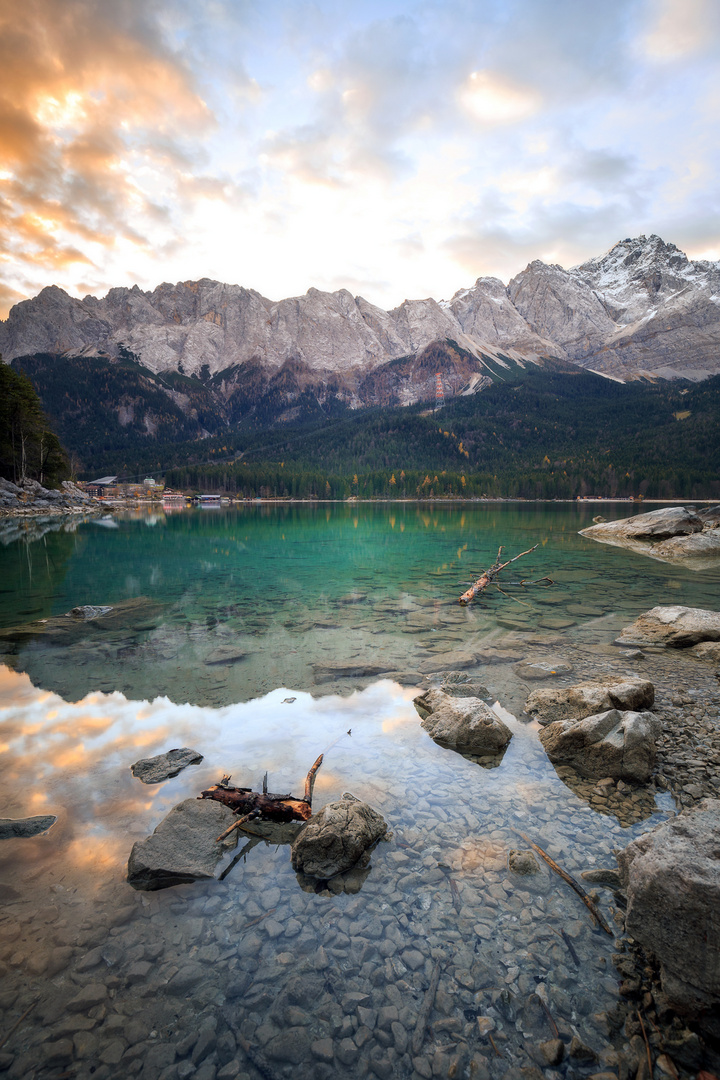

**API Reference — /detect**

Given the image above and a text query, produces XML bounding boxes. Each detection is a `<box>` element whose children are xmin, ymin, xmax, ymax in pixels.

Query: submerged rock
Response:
<box><xmin>290</xmin><ymin>793</ymin><xmax>387</xmax><ymax>879</ymax></box>
<box><xmin>127</xmin><ymin>798</ymin><xmax>236</xmax><ymax>890</ymax></box>
<box><xmin>414</xmin><ymin>688</ymin><xmax>512</xmax><ymax>756</ymax></box>
<box><xmin>525</xmin><ymin>675</ymin><xmax>654</xmax><ymax>725</ymax></box>
<box><xmin>422</xmin><ymin>670</ymin><xmax>491</xmax><ymax>698</ymax></box>
<box><xmin>0</xmin><ymin>815</ymin><xmax>57</xmax><ymax>839</ymax></box>
<box><xmin>65</xmin><ymin>605</ymin><xmax>113</xmax><ymax>620</ymax></box>
<box><xmin>508</xmin><ymin>849</ymin><xmax>539</xmax><ymax>875</ymax></box>
<box><xmin>130</xmin><ymin>748</ymin><xmax>204</xmax><ymax>784</ymax></box>
<box><xmin>312</xmin><ymin>659</ymin><xmax>395</xmax><ymax>681</ymax></box>
<box><xmin>580</xmin><ymin>507</ymin><xmax>720</xmax><ymax>566</ymax></box>
<box><xmin>539</xmin><ymin>708</ymin><xmax>661</xmax><ymax>782</ymax></box>
<box><xmin>615</xmin><ymin>606</ymin><xmax>720</xmax><ymax>648</ymax></box>
<box><xmin>618</xmin><ymin>798</ymin><xmax>720</xmax><ymax>1012</ymax></box>
<box><xmin>513</xmin><ymin>659</ymin><xmax>574</xmax><ymax>680</ymax></box>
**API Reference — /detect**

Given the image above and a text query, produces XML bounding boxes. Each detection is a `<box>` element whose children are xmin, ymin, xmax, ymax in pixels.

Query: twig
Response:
<box><xmin>0</xmin><ymin>1000</ymin><xmax>37</xmax><ymax>1050</ymax></box>
<box><xmin>241</xmin><ymin>908</ymin><xmax>276</xmax><ymax>931</ymax></box>
<box><xmin>637</xmin><ymin>1010</ymin><xmax>653</xmax><ymax>1077</ymax></box>
<box><xmin>494</xmin><ymin>583</ymin><xmax>532</xmax><ymax>608</ymax></box>
<box><xmin>216</xmin><ymin>810</ymin><xmax>257</xmax><ymax>844</ymax></box>
<box><xmin>645</xmin><ymin>1013</ymin><xmax>679</xmax><ymax>1080</ymax></box>
<box><xmin>514</xmin><ymin>831</ymin><xmax>613</xmax><ymax>936</ymax></box>
<box><xmin>218</xmin><ymin>838</ymin><xmax>260</xmax><ymax>880</ymax></box>
<box><xmin>303</xmin><ymin>753</ymin><xmax>324</xmax><ymax>803</ymax></box>
<box><xmin>552</xmin><ymin>927</ymin><xmax>580</xmax><ymax>966</ymax></box>
<box><xmin>237</xmin><ymin>1034</ymin><xmax>282</xmax><ymax>1080</ymax></box>
<box><xmin>539</xmin><ymin>997</ymin><xmax>559</xmax><ymax>1038</ymax></box>
<box><xmin>411</xmin><ymin>959</ymin><xmax>443</xmax><ymax>1055</ymax></box>
<box><xmin>449</xmin><ymin>878</ymin><xmax>462</xmax><ymax>914</ymax></box>
<box><xmin>488</xmin><ymin>1033</ymin><xmax>503</xmax><ymax>1057</ymax></box>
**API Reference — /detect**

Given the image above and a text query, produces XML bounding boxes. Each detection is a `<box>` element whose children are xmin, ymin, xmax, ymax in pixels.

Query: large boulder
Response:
<box><xmin>414</xmin><ymin>688</ymin><xmax>512</xmax><ymax>755</ymax></box>
<box><xmin>539</xmin><ymin>708</ymin><xmax>661</xmax><ymax>782</ymax></box>
<box><xmin>616</xmin><ymin>606</ymin><xmax>720</xmax><ymax>648</ymax></box>
<box><xmin>525</xmin><ymin>675</ymin><xmax>654</xmax><ymax>725</ymax></box>
<box><xmin>131</xmin><ymin>747</ymin><xmax>204</xmax><ymax>784</ymax></box>
<box><xmin>617</xmin><ymin>799</ymin><xmax>720</xmax><ymax>1012</ymax></box>
<box><xmin>581</xmin><ymin>506</ymin><xmax>704</xmax><ymax>541</ymax></box>
<box><xmin>127</xmin><ymin>798</ymin><xmax>236</xmax><ymax>890</ymax></box>
<box><xmin>290</xmin><ymin>793</ymin><xmax>387</xmax><ymax>879</ymax></box>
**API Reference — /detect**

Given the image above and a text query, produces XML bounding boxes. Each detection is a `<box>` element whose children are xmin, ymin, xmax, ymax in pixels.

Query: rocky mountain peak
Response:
<box><xmin>1</xmin><ymin>234</ymin><xmax>719</xmax><ymax>383</ymax></box>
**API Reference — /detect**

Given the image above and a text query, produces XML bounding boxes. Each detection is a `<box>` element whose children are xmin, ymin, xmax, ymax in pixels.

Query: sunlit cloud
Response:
<box><xmin>458</xmin><ymin>71</ymin><xmax>540</xmax><ymax>126</ymax></box>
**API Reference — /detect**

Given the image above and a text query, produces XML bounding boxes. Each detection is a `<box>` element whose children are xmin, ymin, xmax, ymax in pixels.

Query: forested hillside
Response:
<box><xmin>165</xmin><ymin>371</ymin><xmax>720</xmax><ymax>500</ymax></box>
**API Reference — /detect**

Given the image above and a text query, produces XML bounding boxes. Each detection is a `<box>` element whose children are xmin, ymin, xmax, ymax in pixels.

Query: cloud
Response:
<box><xmin>0</xmin><ymin>0</ymin><xmax>218</xmax><ymax>313</ymax></box>
<box><xmin>642</xmin><ymin>0</ymin><xmax>720</xmax><ymax>60</ymax></box>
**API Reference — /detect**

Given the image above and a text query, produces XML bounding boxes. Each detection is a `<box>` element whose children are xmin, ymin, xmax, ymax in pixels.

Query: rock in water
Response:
<box><xmin>413</xmin><ymin>688</ymin><xmax>512</xmax><ymax>755</ymax></box>
<box><xmin>0</xmin><ymin>815</ymin><xmax>57</xmax><ymax>839</ymax></box>
<box><xmin>618</xmin><ymin>798</ymin><xmax>720</xmax><ymax>1011</ymax></box>
<box><xmin>526</xmin><ymin>675</ymin><xmax>654</xmax><ymax>724</ymax></box>
<box><xmin>131</xmin><ymin>748</ymin><xmax>204</xmax><ymax>784</ymax></box>
<box><xmin>65</xmin><ymin>605</ymin><xmax>113</xmax><ymax>620</ymax></box>
<box><xmin>615</xmin><ymin>606</ymin><xmax>720</xmax><ymax>648</ymax></box>
<box><xmin>581</xmin><ymin>506</ymin><xmax>704</xmax><ymax>540</ymax></box>
<box><xmin>127</xmin><ymin>798</ymin><xmax>236</xmax><ymax>890</ymax></box>
<box><xmin>290</xmin><ymin>793</ymin><xmax>387</xmax><ymax>879</ymax></box>
<box><xmin>539</xmin><ymin>708</ymin><xmax>661</xmax><ymax>782</ymax></box>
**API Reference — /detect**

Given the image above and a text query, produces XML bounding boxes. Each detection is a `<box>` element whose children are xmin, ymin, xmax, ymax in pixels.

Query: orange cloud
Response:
<box><xmin>0</xmin><ymin>0</ymin><xmax>215</xmax><ymax>314</ymax></box>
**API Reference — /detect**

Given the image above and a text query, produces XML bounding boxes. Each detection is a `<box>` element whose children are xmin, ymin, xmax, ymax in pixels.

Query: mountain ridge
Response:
<box><xmin>3</xmin><ymin>234</ymin><xmax>719</xmax><ymax>385</ymax></box>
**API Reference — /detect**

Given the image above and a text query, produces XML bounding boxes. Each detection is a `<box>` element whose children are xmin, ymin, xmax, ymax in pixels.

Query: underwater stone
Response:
<box><xmin>130</xmin><ymin>748</ymin><xmax>204</xmax><ymax>784</ymax></box>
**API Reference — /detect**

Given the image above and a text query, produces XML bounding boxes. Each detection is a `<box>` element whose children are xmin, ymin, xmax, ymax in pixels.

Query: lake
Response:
<box><xmin>0</xmin><ymin>501</ymin><xmax>718</xmax><ymax>1079</ymax></box>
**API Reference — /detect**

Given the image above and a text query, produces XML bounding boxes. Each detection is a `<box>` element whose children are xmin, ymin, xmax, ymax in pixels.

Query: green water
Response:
<box><xmin>2</xmin><ymin>502</ymin><xmax>719</xmax><ymax>706</ymax></box>
<box><xmin>1</xmin><ymin>503</ymin><xmax>719</xmax><ymax>1079</ymax></box>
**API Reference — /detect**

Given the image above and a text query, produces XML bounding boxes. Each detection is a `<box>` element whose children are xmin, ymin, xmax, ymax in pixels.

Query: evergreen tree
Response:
<box><xmin>0</xmin><ymin>361</ymin><xmax>69</xmax><ymax>486</ymax></box>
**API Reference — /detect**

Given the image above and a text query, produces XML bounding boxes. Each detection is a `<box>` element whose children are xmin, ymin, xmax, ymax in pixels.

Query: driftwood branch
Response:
<box><xmin>201</xmin><ymin>753</ymin><xmax>325</xmax><ymax>842</ymax></box>
<box><xmin>514</xmin><ymin>830</ymin><xmax>613</xmax><ymax>936</ymax></box>
<box><xmin>459</xmin><ymin>544</ymin><xmax>539</xmax><ymax>605</ymax></box>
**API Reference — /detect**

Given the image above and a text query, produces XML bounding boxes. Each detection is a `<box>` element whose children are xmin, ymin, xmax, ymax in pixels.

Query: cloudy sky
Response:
<box><xmin>0</xmin><ymin>0</ymin><xmax>718</xmax><ymax>317</ymax></box>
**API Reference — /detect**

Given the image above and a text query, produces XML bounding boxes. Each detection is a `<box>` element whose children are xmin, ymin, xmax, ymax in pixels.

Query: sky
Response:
<box><xmin>0</xmin><ymin>0</ymin><xmax>719</xmax><ymax>318</ymax></box>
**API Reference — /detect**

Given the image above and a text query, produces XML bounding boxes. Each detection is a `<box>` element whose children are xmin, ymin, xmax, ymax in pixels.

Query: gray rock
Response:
<box><xmin>312</xmin><ymin>659</ymin><xmax>395</xmax><ymax>680</ymax></box>
<box><xmin>539</xmin><ymin>708</ymin><xmax>661</xmax><ymax>782</ymax></box>
<box><xmin>130</xmin><ymin>747</ymin><xmax>204</xmax><ymax>784</ymax></box>
<box><xmin>127</xmin><ymin>798</ymin><xmax>236</xmax><ymax>890</ymax></box>
<box><xmin>615</xmin><ymin>606</ymin><xmax>720</xmax><ymax>648</ymax></box>
<box><xmin>508</xmin><ymin>850</ymin><xmax>539</xmax><ymax>875</ymax></box>
<box><xmin>414</xmin><ymin>689</ymin><xmax>512</xmax><ymax>756</ymax></box>
<box><xmin>525</xmin><ymin>675</ymin><xmax>654</xmax><ymax>724</ymax></box>
<box><xmin>66</xmin><ymin>605</ymin><xmax>113</xmax><ymax>620</ymax></box>
<box><xmin>417</xmin><ymin>652</ymin><xmax>481</xmax><ymax>674</ymax></box>
<box><xmin>290</xmin><ymin>793</ymin><xmax>387</xmax><ymax>879</ymax></box>
<box><xmin>513</xmin><ymin>659</ymin><xmax>574</xmax><ymax>680</ymax></box>
<box><xmin>690</xmin><ymin>641</ymin><xmax>720</xmax><ymax>662</ymax></box>
<box><xmin>423</xmin><ymin>671</ymin><xmax>491</xmax><ymax>698</ymax></box>
<box><xmin>265</xmin><ymin>1028</ymin><xmax>310</xmax><ymax>1064</ymax></box>
<box><xmin>581</xmin><ymin>506</ymin><xmax>704</xmax><ymax>540</ymax></box>
<box><xmin>0</xmin><ymin>814</ymin><xmax>57</xmax><ymax>839</ymax></box>
<box><xmin>618</xmin><ymin>798</ymin><xmax>720</xmax><ymax>1011</ymax></box>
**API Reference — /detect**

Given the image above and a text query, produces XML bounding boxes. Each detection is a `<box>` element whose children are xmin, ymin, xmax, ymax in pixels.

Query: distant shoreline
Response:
<box><xmin>2</xmin><ymin>495</ymin><xmax>705</xmax><ymax>520</ymax></box>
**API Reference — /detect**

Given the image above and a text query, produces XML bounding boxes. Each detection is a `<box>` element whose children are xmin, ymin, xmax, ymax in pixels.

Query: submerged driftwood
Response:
<box><xmin>459</xmin><ymin>544</ymin><xmax>549</xmax><ymax>605</ymax></box>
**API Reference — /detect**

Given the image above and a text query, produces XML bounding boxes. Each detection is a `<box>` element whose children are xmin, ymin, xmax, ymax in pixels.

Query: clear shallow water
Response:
<box><xmin>1</xmin><ymin>503</ymin><xmax>720</xmax><ymax>1079</ymax></box>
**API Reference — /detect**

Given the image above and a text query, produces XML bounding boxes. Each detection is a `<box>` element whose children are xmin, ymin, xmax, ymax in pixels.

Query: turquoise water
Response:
<box><xmin>1</xmin><ymin>503</ymin><xmax>719</xmax><ymax>1079</ymax></box>
<box><xmin>2</xmin><ymin>502</ymin><xmax>719</xmax><ymax>706</ymax></box>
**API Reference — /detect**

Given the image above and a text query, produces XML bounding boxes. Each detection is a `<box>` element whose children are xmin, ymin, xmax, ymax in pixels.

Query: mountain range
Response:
<box><xmin>2</xmin><ymin>235</ymin><xmax>719</xmax><ymax>403</ymax></box>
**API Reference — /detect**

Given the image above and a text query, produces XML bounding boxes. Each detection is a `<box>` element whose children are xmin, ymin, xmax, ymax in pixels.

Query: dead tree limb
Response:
<box><xmin>514</xmin><ymin>830</ymin><xmax>613</xmax><ymax>935</ymax></box>
<box><xmin>459</xmin><ymin>544</ymin><xmax>539</xmax><ymax>605</ymax></box>
<box><xmin>201</xmin><ymin>753</ymin><xmax>325</xmax><ymax>841</ymax></box>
